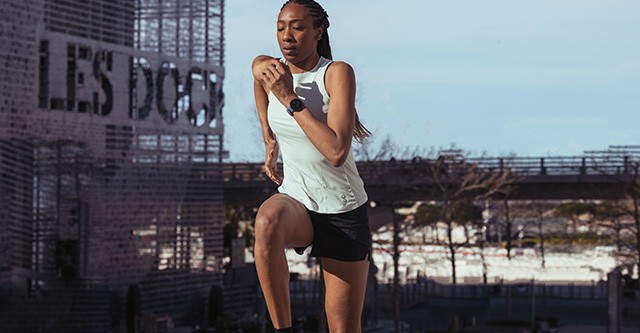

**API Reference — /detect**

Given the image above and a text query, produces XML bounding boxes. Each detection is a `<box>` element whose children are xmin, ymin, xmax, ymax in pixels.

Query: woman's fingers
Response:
<box><xmin>261</xmin><ymin>68</ymin><xmax>277</xmax><ymax>84</ymax></box>
<box><xmin>257</xmin><ymin>59</ymin><xmax>290</xmax><ymax>84</ymax></box>
<box><xmin>262</xmin><ymin>62</ymin><xmax>291</xmax><ymax>84</ymax></box>
<box><xmin>259</xmin><ymin>61</ymin><xmax>294</xmax><ymax>106</ymax></box>
<box><xmin>272</xmin><ymin>174</ymin><xmax>282</xmax><ymax>185</ymax></box>
<box><xmin>266</xmin><ymin>59</ymin><xmax>287</xmax><ymax>73</ymax></box>
<box><xmin>270</xmin><ymin>61</ymin><xmax>290</xmax><ymax>76</ymax></box>
<box><xmin>263</xmin><ymin>164</ymin><xmax>282</xmax><ymax>185</ymax></box>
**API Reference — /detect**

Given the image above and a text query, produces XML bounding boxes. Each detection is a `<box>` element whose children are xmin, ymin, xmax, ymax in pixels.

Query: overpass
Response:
<box><xmin>222</xmin><ymin>155</ymin><xmax>638</xmax><ymax>207</ymax></box>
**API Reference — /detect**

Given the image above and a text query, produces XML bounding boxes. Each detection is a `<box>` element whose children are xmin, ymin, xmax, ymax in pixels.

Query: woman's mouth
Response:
<box><xmin>283</xmin><ymin>45</ymin><xmax>296</xmax><ymax>54</ymax></box>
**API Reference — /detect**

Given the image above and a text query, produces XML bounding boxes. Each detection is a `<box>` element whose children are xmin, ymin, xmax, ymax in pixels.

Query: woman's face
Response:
<box><xmin>277</xmin><ymin>4</ymin><xmax>322</xmax><ymax>63</ymax></box>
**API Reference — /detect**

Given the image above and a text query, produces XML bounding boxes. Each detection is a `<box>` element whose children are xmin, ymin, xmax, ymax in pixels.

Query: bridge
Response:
<box><xmin>222</xmin><ymin>154</ymin><xmax>638</xmax><ymax>207</ymax></box>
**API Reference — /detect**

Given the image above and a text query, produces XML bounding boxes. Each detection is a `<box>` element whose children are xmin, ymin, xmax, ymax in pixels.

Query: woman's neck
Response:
<box><xmin>288</xmin><ymin>53</ymin><xmax>321</xmax><ymax>74</ymax></box>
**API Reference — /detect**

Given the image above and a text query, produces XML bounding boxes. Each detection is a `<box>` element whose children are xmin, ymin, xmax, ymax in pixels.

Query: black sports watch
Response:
<box><xmin>286</xmin><ymin>98</ymin><xmax>305</xmax><ymax>116</ymax></box>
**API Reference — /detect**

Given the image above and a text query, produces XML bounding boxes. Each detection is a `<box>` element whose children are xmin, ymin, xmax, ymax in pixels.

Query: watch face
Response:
<box><xmin>290</xmin><ymin>98</ymin><xmax>304</xmax><ymax>112</ymax></box>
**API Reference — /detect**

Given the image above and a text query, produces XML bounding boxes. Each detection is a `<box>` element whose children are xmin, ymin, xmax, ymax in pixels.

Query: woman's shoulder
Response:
<box><xmin>325</xmin><ymin>60</ymin><xmax>355</xmax><ymax>81</ymax></box>
<box><xmin>251</xmin><ymin>55</ymin><xmax>281</xmax><ymax>75</ymax></box>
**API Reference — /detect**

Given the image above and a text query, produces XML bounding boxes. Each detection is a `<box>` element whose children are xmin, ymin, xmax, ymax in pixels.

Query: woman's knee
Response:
<box><xmin>254</xmin><ymin>208</ymin><xmax>285</xmax><ymax>245</ymax></box>
<box><xmin>254</xmin><ymin>195</ymin><xmax>312</xmax><ymax>249</ymax></box>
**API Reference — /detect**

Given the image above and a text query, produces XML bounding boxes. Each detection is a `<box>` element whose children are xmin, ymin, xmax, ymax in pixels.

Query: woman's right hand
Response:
<box><xmin>264</xmin><ymin>139</ymin><xmax>282</xmax><ymax>185</ymax></box>
<box><xmin>253</xmin><ymin>56</ymin><xmax>297</xmax><ymax>103</ymax></box>
<box><xmin>252</xmin><ymin>55</ymin><xmax>278</xmax><ymax>81</ymax></box>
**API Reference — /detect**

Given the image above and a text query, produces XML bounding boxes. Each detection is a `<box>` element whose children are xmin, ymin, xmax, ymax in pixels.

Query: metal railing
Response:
<box><xmin>223</xmin><ymin>155</ymin><xmax>639</xmax><ymax>183</ymax></box>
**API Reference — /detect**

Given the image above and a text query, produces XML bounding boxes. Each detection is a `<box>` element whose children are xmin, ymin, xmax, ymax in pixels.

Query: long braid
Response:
<box><xmin>281</xmin><ymin>0</ymin><xmax>371</xmax><ymax>142</ymax></box>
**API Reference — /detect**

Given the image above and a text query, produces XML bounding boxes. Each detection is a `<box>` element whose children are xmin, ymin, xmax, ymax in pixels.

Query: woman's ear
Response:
<box><xmin>316</xmin><ymin>27</ymin><xmax>324</xmax><ymax>41</ymax></box>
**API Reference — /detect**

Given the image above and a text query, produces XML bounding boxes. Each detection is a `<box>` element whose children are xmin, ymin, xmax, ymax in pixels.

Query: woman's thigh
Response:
<box><xmin>255</xmin><ymin>193</ymin><xmax>314</xmax><ymax>248</ymax></box>
<box><xmin>322</xmin><ymin>257</ymin><xmax>369</xmax><ymax>333</ymax></box>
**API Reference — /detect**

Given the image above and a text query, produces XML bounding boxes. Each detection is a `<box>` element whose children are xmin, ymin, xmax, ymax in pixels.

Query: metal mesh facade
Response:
<box><xmin>0</xmin><ymin>0</ymin><xmax>226</xmax><ymax>331</ymax></box>
<box><xmin>44</xmin><ymin>0</ymin><xmax>136</xmax><ymax>47</ymax></box>
<box><xmin>136</xmin><ymin>0</ymin><xmax>225</xmax><ymax>65</ymax></box>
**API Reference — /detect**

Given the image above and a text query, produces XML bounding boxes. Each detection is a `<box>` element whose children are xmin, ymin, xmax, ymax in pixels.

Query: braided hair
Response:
<box><xmin>281</xmin><ymin>0</ymin><xmax>332</xmax><ymax>60</ymax></box>
<box><xmin>281</xmin><ymin>0</ymin><xmax>371</xmax><ymax>142</ymax></box>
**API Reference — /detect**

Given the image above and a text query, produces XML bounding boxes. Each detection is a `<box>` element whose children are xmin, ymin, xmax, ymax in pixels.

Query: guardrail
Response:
<box><xmin>223</xmin><ymin>155</ymin><xmax>639</xmax><ymax>183</ymax></box>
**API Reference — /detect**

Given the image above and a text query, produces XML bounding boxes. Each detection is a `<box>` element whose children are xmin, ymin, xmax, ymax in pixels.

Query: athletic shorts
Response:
<box><xmin>294</xmin><ymin>202</ymin><xmax>371</xmax><ymax>262</ymax></box>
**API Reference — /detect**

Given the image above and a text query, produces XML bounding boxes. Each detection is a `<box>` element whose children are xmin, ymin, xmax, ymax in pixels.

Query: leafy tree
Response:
<box><xmin>554</xmin><ymin>201</ymin><xmax>593</xmax><ymax>247</ymax></box>
<box><xmin>223</xmin><ymin>205</ymin><xmax>253</xmax><ymax>257</ymax></box>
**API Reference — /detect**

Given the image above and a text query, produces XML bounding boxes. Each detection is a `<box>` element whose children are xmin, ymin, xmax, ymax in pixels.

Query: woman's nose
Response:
<box><xmin>282</xmin><ymin>27</ymin><xmax>293</xmax><ymax>41</ymax></box>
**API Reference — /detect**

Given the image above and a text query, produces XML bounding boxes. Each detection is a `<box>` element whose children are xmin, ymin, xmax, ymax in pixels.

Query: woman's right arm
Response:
<box><xmin>253</xmin><ymin>56</ymin><xmax>282</xmax><ymax>185</ymax></box>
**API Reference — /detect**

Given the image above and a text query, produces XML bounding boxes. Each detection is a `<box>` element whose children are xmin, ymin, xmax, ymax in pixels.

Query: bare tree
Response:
<box><xmin>534</xmin><ymin>202</ymin><xmax>556</xmax><ymax>269</ymax></box>
<box><xmin>474</xmin><ymin>217</ymin><xmax>490</xmax><ymax>285</ymax></box>
<box><xmin>353</xmin><ymin>134</ymin><xmax>429</xmax><ymax>163</ymax></box>
<box><xmin>353</xmin><ymin>135</ymin><xmax>431</xmax><ymax>333</ymax></box>
<box><xmin>615</xmin><ymin>184</ymin><xmax>640</xmax><ymax>277</ymax></box>
<box><xmin>491</xmin><ymin>158</ymin><xmax>522</xmax><ymax>260</ymax></box>
<box><xmin>588</xmin><ymin>146</ymin><xmax>640</xmax><ymax>285</ymax></box>
<box><xmin>593</xmin><ymin>200</ymin><xmax>629</xmax><ymax>253</ymax></box>
<box><xmin>623</xmin><ymin>164</ymin><xmax>640</xmax><ymax>279</ymax></box>
<box><xmin>353</xmin><ymin>135</ymin><xmax>396</xmax><ymax>162</ymax></box>
<box><xmin>414</xmin><ymin>200</ymin><xmax>482</xmax><ymax>284</ymax></box>
<box><xmin>411</xmin><ymin>153</ymin><xmax>517</xmax><ymax>284</ymax></box>
<box><xmin>510</xmin><ymin>201</ymin><xmax>557</xmax><ymax>269</ymax></box>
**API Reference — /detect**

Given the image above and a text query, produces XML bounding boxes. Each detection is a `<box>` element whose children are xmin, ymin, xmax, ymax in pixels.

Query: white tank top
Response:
<box><xmin>267</xmin><ymin>57</ymin><xmax>368</xmax><ymax>213</ymax></box>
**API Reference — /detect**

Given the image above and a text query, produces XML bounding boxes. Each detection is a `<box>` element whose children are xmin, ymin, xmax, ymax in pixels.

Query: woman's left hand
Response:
<box><xmin>259</xmin><ymin>61</ymin><xmax>297</xmax><ymax>106</ymax></box>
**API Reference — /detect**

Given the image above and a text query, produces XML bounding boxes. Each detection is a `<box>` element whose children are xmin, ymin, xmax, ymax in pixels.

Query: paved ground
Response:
<box><xmin>556</xmin><ymin>326</ymin><xmax>639</xmax><ymax>333</ymax></box>
<box><xmin>370</xmin><ymin>295</ymin><xmax>640</xmax><ymax>332</ymax></box>
<box><xmin>456</xmin><ymin>325</ymin><xmax>640</xmax><ymax>333</ymax></box>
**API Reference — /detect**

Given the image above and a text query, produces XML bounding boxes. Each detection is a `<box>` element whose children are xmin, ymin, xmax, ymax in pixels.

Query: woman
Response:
<box><xmin>251</xmin><ymin>1</ymin><xmax>371</xmax><ymax>332</ymax></box>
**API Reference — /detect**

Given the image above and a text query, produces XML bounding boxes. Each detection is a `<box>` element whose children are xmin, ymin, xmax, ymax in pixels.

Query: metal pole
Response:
<box><xmin>393</xmin><ymin>205</ymin><xmax>401</xmax><ymax>333</ymax></box>
<box><xmin>531</xmin><ymin>279</ymin><xmax>536</xmax><ymax>324</ymax></box>
<box><xmin>506</xmin><ymin>285</ymin><xmax>512</xmax><ymax>320</ymax></box>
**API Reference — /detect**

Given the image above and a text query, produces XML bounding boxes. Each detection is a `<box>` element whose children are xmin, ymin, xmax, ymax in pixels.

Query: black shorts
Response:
<box><xmin>294</xmin><ymin>202</ymin><xmax>371</xmax><ymax>262</ymax></box>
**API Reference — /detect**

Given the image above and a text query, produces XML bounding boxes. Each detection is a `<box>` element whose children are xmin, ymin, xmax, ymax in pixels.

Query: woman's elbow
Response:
<box><xmin>329</xmin><ymin>151</ymin><xmax>349</xmax><ymax>167</ymax></box>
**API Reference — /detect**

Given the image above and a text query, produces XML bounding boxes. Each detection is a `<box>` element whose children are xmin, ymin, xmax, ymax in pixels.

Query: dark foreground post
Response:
<box><xmin>607</xmin><ymin>270</ymin><xmax>621</xmax><ymax>333</ymax></box>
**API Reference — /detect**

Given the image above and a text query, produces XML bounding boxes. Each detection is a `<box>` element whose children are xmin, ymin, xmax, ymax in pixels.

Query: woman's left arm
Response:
<box><xmin>264</xmin><ymin>61</ymin><xmax>356</xmax><ymax>167</ymax></box>
<box><xmin>300</xmin><ymin>61</ymin><xmax>356</xmax><ymax>167</ymax></box>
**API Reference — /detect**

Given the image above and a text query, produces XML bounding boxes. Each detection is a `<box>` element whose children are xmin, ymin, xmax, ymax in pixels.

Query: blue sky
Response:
<box><xmin>223</xmin><ymin>0</ymin><xmax>640</xmax><ymax>161</ymax></box>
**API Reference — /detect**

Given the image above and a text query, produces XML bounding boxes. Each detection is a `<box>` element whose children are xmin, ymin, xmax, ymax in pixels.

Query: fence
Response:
<box><xmin>288</xmin><ymin>278</ymin><xmax>607</xmax><ymax>313</ymax></box>
<box><xmin>223</xmin><ymin>154</ymin><xmax>639</xmax><ymax>183</ymax></box>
